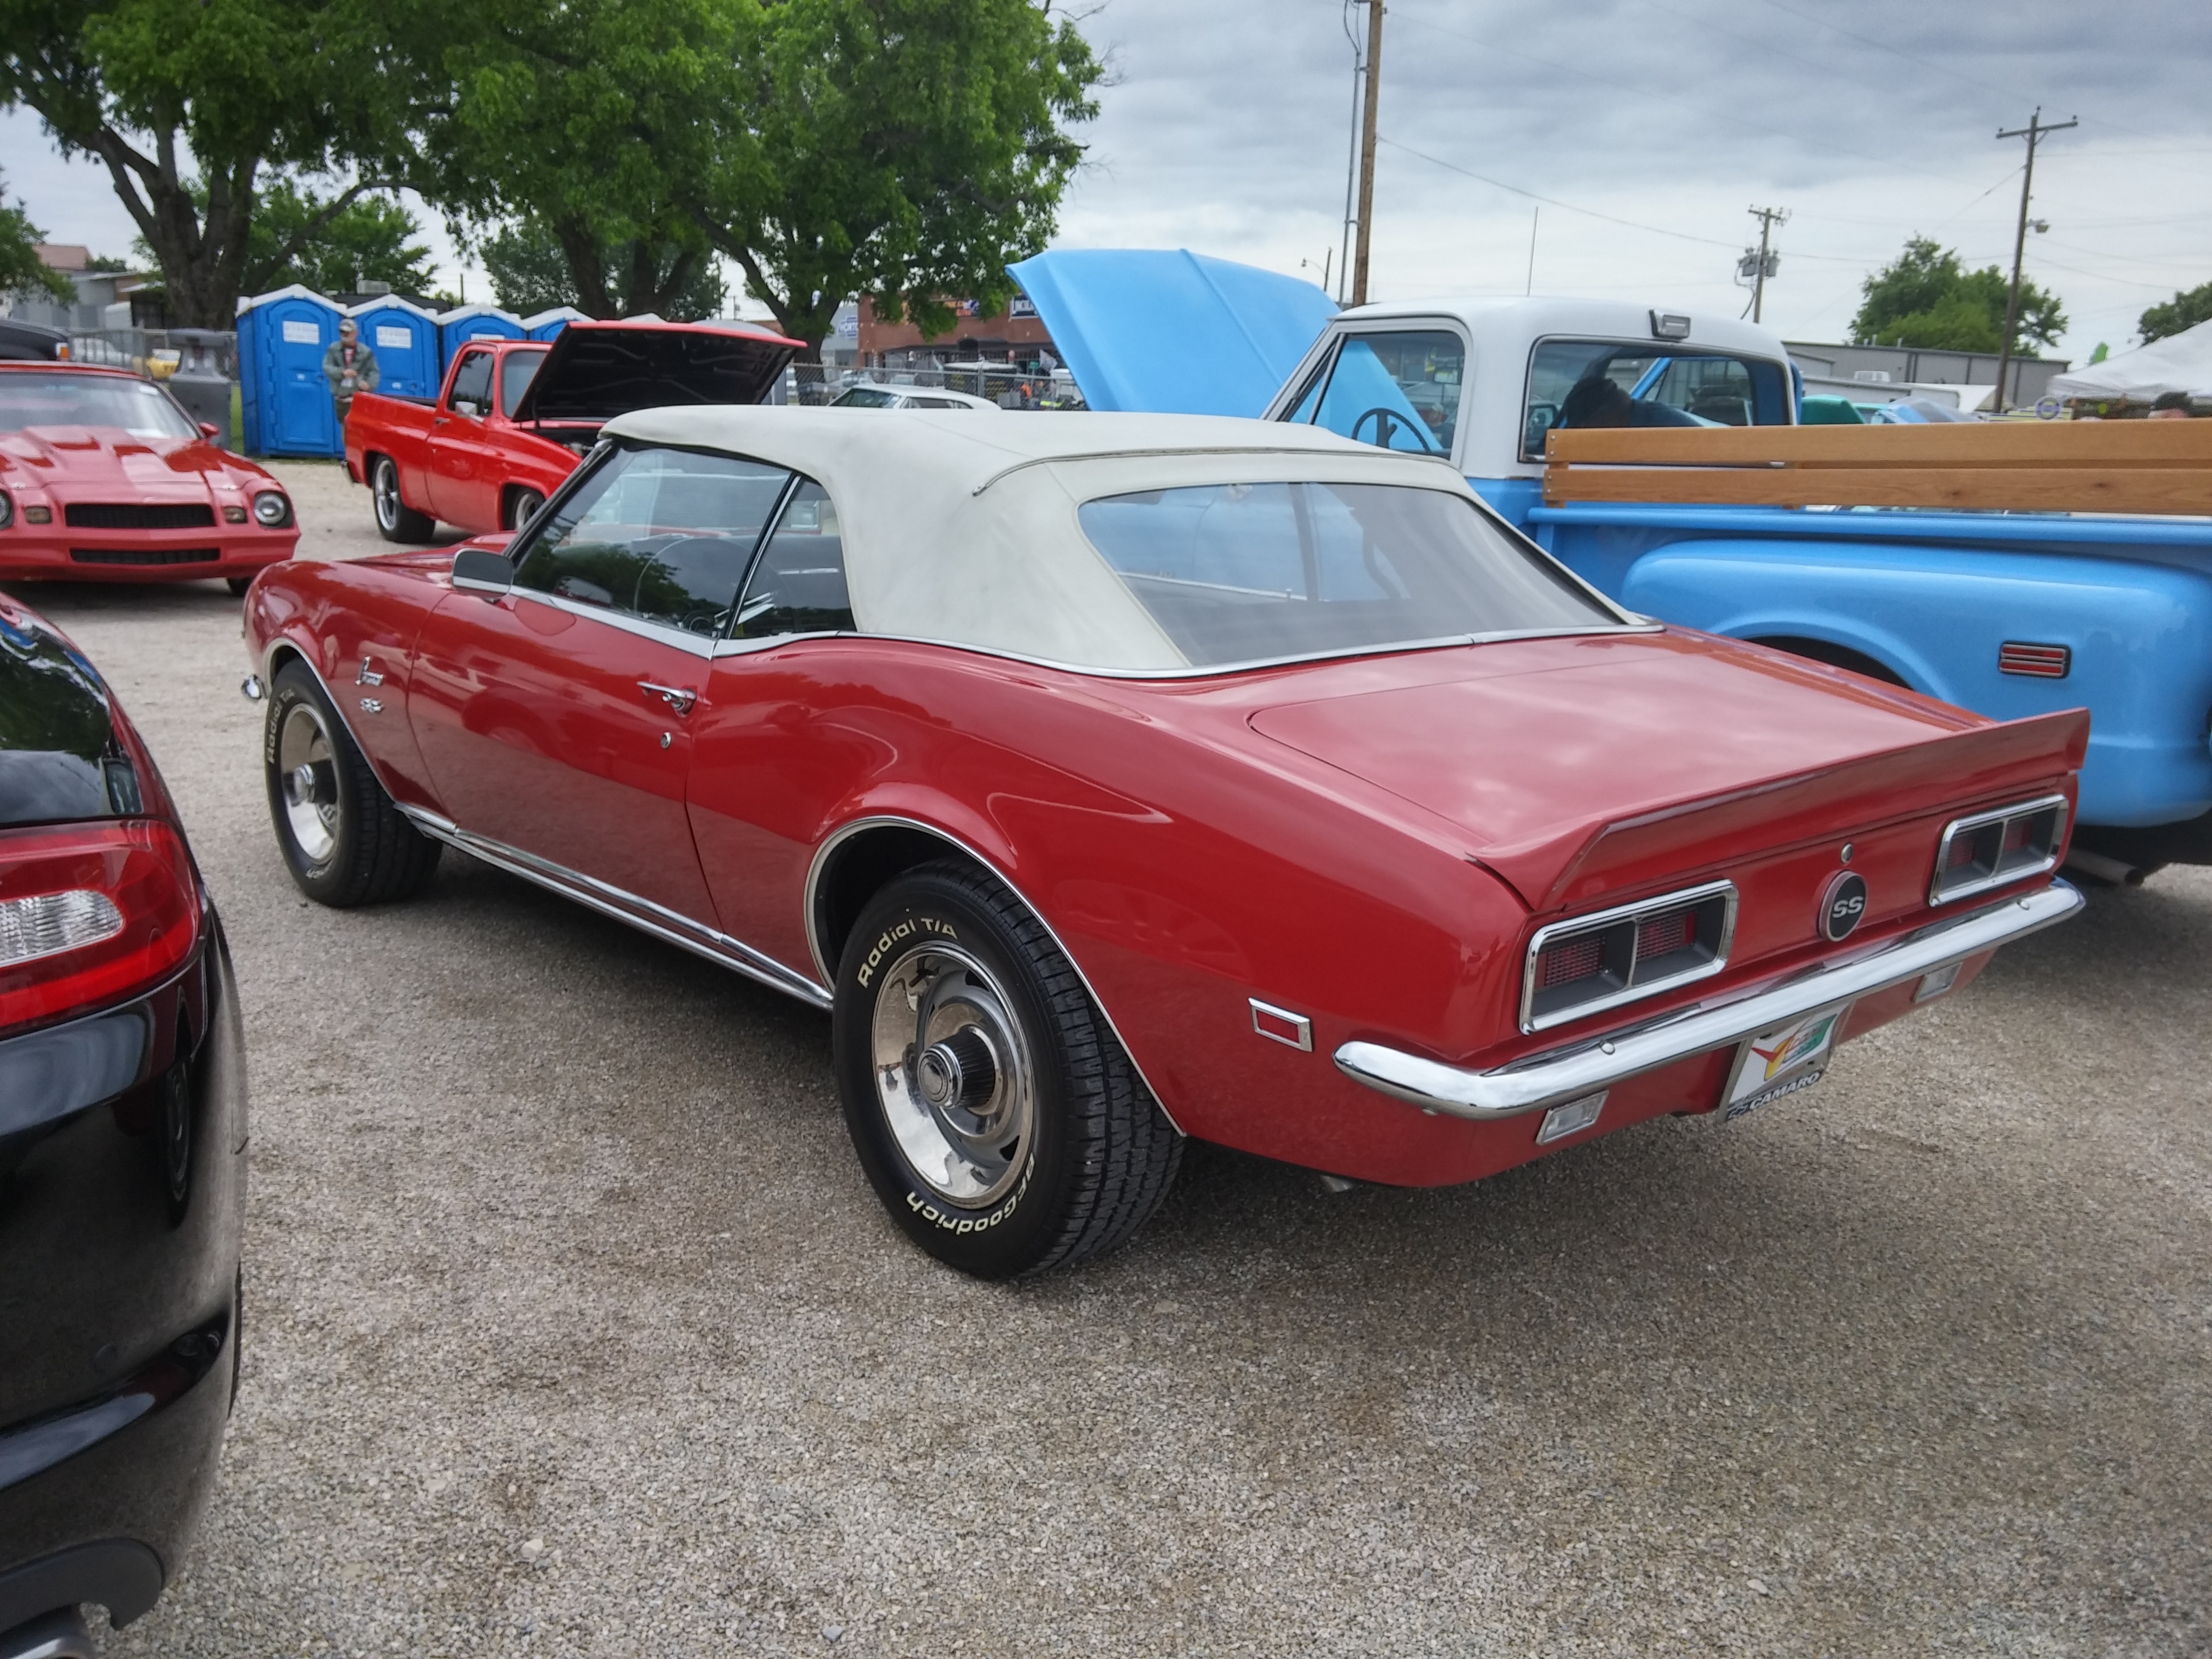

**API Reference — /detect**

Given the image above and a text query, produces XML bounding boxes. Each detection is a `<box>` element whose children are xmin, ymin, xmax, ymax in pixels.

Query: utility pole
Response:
<box><xmin>1350</xmin><ymin>0</ymin><xmax>1385</xmax><ymax>307</ymax></box>
<box><xmin>1993</xmin><ymin>108</ymin><xmax>2075</xmax><ymax>412</ymax></box>
<box><xmin>1745</xmin><ymin>205</ymin><xmax>1788</xmax><ymax>324</ymax></box>
<box><xmin>1336</xmin><ymin>8</ymin><xmax>1364</xmax><ymax>304</ymax></box>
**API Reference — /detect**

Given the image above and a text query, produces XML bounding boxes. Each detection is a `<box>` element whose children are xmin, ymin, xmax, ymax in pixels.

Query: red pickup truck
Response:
<box><xmin>343</xmin><ymin>320</ymin><xmax>799</xmax><ymax>541</ymax></box>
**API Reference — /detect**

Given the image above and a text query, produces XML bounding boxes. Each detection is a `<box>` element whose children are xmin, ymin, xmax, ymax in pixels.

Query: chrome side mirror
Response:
<box><xmin>451</xmin><ymin>548</ymin><xmax>515</xmax><ymax>594</ymax></box>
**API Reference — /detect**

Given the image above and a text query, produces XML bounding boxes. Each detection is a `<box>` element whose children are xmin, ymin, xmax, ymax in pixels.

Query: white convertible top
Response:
<box><xmin>604</xmin><ymin>406</ymin><xmax>1485</xmax><ymax>671</ymax></box>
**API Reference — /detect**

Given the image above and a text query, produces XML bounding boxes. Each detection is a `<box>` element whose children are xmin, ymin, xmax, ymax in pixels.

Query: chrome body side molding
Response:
<box><xmin>399</xmin><ymin>808</ymin><xmax>832</xmax><ymax>1009</ymax></box>
<box><xmin>803</xmin><ymin>814</ymin><xmax>1189</xmax><ymax>1135</ymax></box>
<box><xmin>1337</xmin><ymin>881</ymin><xmax>2083</xmax><ymax>1122</ymax></box>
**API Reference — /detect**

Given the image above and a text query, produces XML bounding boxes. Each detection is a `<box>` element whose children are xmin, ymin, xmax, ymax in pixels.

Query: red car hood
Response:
<box><xmin>0</xmin><ymin>425</ymin><xmax>230</xmax><ymax>501</ymax></box>
<box><xmin>1245</xmin><ymin>632</ymin><xmax>2088</xmax><ymax>911</ymax></box>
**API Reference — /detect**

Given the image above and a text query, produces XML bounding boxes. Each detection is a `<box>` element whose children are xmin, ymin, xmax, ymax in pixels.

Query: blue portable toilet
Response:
<box><xmin>236</xmin><ymin>284</ymin><xmax>347</xmax><ymax>457</ymax></box>
<box><xmin>522</xmin><ymin>306</ymin><xmax>589</xmax><ymax>341</ymax></box>
<box><xmin>438</xmin><ymin>304</ymin><xmax>525</xmax><ymax>373</ymax></box>
<box><xmin>347</xmin><ymin>296</ymin><xmax>442</xmax><ymax>400</ymax></box>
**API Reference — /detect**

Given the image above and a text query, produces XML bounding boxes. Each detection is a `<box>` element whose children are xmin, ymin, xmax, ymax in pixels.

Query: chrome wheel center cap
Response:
<box><xmin>917</xmin><ymin>1028</ymin><xmax>998</xmax><ymax>1115</ymax></box>
<box><xmin>287</xmin><ymin>763</ymin><xmax>319</xmax><ymax>806</ymax></box>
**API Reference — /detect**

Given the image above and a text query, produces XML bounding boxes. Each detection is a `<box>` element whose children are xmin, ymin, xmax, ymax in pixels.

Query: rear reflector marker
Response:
<box><xmin>1536</xmin><ymin>1091</ymin><xmax>1606</xmax><ymax>1144</ymax></box>
<box><xmin>0</xmin><ymin>890</ymin><xmax>124</xmax><ymax>968</ymax></box>
<box><xmin>1249</xmin><ymin>998</ymin><xmax>1313</xmax><ymax>1051</ymax></box>
<box><xmin>1998</xmin><ymin>641</ymin><xmax>2070</xmax><ymax>678</ymax></box>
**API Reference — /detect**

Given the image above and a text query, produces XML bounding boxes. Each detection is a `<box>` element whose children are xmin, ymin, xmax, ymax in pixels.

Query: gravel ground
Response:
<box><xmin>10</xmin><ymin>458</ymin><xmax>2209</xmax><ymax>1657</ymax></box>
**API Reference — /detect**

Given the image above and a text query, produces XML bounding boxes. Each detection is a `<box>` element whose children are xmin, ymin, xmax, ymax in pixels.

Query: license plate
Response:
<box><xmin>1720</xmin><ymin>1003</ymin><xmax>1849</xmax><ymax>1121</ymax></box>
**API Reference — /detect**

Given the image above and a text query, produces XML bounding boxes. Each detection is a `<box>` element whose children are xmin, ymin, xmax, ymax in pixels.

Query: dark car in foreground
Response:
<box><xmin>0</xmin><ymin>594</ymin><xmax>245</xmax><ymax>1655</ymax></box>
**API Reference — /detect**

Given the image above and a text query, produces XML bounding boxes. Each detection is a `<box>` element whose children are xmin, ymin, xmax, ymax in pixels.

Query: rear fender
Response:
<box><xmin>1620</xmin><ymin>537</ymin><xmax>2212</xmax><ymax>830</ymax></box>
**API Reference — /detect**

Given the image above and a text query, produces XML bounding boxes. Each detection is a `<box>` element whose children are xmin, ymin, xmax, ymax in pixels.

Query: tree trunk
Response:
<box><xmin>71</xmin><ymin>116</ymin><xmax>262</xmax><ymax>328</ymax></box>
<box><xmin>552</xmin><ymin>217</ymin><xmax>617</xmax><ymax>318</ymax></box>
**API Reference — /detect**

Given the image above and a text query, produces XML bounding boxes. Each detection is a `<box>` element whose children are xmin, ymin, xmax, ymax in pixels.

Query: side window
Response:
<box><xmin>514</xmin><ymin>446</ymin><xmax>793</xmax><ymax>636</ymax></box>
<box><xmin>734</xmin><ymin>478</ymin><xmax>854</xmax><ymax>639</ymax></box>
<box><xmin>448</xmin><ymin>349</ymin><xmax>493</xmax><ymax>415</ymax></box>
<box><xmin>499</xmin><ymin>348</ymin><xmax>549</xmax><ymax>417</ymax></box>
<box><xmin>1526</xmin><ymin>340</ymin><xmax>1791</xmax><ymax>458</ymax></box>
<box><xmin>1306</xmin><ymin>331</ymin><xmax>1463</xmax><ymax>456</ymax></box>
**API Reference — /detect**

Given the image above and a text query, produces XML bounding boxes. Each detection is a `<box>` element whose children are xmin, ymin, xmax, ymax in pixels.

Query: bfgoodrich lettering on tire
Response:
<box><xmin>264</xmin><ymin>660</ymin><xmax>441</xmax><ymax>907</ymax></box>
<box><xmin>832</xmin><ymin>859</ymin><xmax>1182</xmax><ymax>1278</ymax></box>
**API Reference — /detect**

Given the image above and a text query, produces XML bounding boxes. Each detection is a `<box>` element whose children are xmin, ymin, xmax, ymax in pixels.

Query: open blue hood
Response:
<box><xmin>1009</xmin><ymin>249</ymin><xmax>1337</xmax><ymax>416</ymax></box>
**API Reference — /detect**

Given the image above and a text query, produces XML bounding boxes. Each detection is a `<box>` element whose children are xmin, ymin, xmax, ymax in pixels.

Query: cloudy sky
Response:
<box><xmin>7</xmin><ymin>0</ymin><xmax>2209</xmax><ymax>359</ymax></box>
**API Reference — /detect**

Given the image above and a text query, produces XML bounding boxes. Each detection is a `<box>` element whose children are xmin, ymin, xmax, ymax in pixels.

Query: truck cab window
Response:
<box><xmin>1295</xmin><ymin>331</ymin><xmax>1464</xmax><ymax>457</ymax></box>
<box><xmin>499</xmin><ymin>348</ymin><xmax>550</xmax><ymax>418</ymax></box>
<box><xmin>513</xmin><ymin>446</ymin><xmax>794</xmax><ymax>636</ymax></box>
<box><xmin>1526</xmin><ymin>340</ymin><xmax>1789</xmax><ymax>458</ymax></box>
<box><xmin>448</xmin><ymin>350</ymin><xmax>493</xmax><ymax>416</ymax></box>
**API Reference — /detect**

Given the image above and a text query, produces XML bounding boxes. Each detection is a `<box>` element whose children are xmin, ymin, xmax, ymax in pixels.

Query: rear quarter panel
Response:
<box><xmin>345</xmin><ymin>390</ymin><xmax>439</xmax><ymax>502</ymax></box>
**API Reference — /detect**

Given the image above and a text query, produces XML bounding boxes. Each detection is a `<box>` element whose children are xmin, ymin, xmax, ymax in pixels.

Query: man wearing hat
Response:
<box><xmin>323</xmin><ymin>318</ymin><xmax>380</xmax><ymax>422</ymax></box>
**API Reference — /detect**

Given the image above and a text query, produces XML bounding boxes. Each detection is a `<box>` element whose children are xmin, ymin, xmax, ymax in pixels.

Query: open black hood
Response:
<box><xmin>510</xmin><ymin>321</ymin><xmax>801</xmax><ymax>425</ymax></box>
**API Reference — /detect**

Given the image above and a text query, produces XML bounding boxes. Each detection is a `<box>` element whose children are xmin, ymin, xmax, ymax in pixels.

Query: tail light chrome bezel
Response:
<box><xmin>1520</xmin><ymin>878</ymin><xmax>1738</xmax><ymax>1035</ymax></box>
<box><xmin>1929</xmin><ymin>793</ymin><xmax>2069</xmax><ymax>907</ymax></box>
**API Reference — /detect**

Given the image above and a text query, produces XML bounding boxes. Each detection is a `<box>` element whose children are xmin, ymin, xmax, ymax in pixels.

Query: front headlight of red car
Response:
<box><xmin>252</xmin><ymin>490</ymin><xmax>292</xmax><ymax>527</ymax></box>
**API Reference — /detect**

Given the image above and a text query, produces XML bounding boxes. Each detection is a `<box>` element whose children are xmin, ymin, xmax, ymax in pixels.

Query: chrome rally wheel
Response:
<box><xmin>275</xmin><ymin>699</ymin><xmax>341</xmax><ymax>866</ymax></box>
<box><xmin>832</xmin><ymin>859</ymin><xmax>1183</xmax><ymax>1278</ymax></box>
<box><xmin>870</xmin><ymin>941</ymin><xmax>1037</xmax><ymax>1209</ymax></box>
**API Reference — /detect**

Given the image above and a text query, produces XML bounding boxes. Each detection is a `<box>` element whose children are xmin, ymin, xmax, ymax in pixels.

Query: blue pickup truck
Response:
<box><xmin>1014</xmin><ymin>253</ymin><xmax>2212</xmax><ymax>878</ymax></box>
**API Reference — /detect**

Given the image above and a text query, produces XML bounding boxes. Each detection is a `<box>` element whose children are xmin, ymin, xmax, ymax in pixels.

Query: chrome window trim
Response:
<box><xmin>1928</xmin><ymin>793</ymin><xmax>2069</xmax><ymax>907</ymax></box>
<box><xmin>501</xmin><ymin>588</ymin><xmax>722</xmax><ymax>656</ymax></box>
<box><xmin>802</xmin><ymin>814</ymin><xmax>1188</xmax><ymax>1136</ymax></box>
<box><xmin>1519</xmin><ymin>877</ymin><xmax>1738</xmax><ymax>1035</ymax></box>
<box><xmin>1343</xmin><ymin>882</ymin><xmax>2082</xmax><ymax>1122</ymax></box>
<box><xmin>397</xmin><ymin>808</ymin><xmax>832</xmax><ymax>1008</ymax></box>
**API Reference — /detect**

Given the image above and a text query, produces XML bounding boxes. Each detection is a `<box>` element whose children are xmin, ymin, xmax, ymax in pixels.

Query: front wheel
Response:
<box><xmin>264</xmin><ymin>661</ymin><xmax>441</xmax><ymax>906</ymax></box>
<box><xmin>371</xmin><ymin>455</ymin><xmax>439</xmax><ymax>544</ymax></box>
<box><xmin>832</xmin><ymin>860</ymin><xmax>1183</xmax><ymax>1278</ymax></box>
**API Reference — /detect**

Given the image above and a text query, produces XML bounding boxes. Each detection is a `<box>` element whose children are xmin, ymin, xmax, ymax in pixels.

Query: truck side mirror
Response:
<box><xmin>451</xmin><ymin>548</ymin><xmax>515</xmax><ymax>594</ymax></box>
<box><xmin>453</xmin><ymin>399</ymin><xmax>481</xmax><ymax>418</ymax></box>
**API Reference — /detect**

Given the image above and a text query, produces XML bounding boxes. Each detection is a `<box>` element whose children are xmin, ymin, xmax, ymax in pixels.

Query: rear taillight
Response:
<box><xmin>1521</xmin><ymin>879</ymin><xmax>1736</xmax><ymax>1034</ymax></box>
<box><xmin>0</xmin><ymin>820</ymin><xmax>200</xmax><ymax>1037</ymax></box>
<box><xmin>1928</xmin><ymin>794</ymin><xmax>2068</xmax><ymax>906</ymax></box>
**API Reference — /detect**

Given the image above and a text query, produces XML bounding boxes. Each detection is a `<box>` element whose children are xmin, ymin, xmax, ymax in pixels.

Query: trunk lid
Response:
<box><xmin>1245</xmin><ymin>632</ymin><xmax>2088</xmax><ymax>911</ymax></box>
<box><xmin>509</xmin><ymin>321</ymin><xmax>802</xmax><ymax>425</ymax></box>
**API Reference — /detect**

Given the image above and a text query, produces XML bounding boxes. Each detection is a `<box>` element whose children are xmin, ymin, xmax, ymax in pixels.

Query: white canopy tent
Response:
<box><xmin>2046</xmin><ymin>318</ymin><xmax>2212</xmax><ymax>403</ymax></box>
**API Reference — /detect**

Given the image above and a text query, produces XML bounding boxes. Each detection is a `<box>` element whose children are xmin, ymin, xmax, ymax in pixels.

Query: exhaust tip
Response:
<box><xmin>2063</xmin><ymin>848</ymin><xmax>2148</xmax><ymax>888</ymax></box>
<box><xmin>239</xmin><ymin>673</ymin><xmax>265</xmax><ymax>703</ymax></box>
<box><xmin>0</xmin><ymin>1608</ymin><xmax>95</xmax><ymax>1659</ymax></box>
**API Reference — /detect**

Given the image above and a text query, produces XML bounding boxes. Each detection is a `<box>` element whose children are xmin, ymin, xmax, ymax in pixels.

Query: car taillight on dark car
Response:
<box><xmin>0</xmin><ymin>819</ymin><xmax>200</xmax><ymax>1036</ymax></box>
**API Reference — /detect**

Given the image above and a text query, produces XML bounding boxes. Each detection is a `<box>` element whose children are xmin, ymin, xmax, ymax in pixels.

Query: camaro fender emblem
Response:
<box><xmin>1820</xmin><ymin>870</ymin><xmax>1869</xmax><ymax>942</ymax></box>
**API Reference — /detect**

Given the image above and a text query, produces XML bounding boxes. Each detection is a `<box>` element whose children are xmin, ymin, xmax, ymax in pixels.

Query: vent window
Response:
<box><xmin>1521</xmin><ymin>881</ymin><xmax>1736</xmax><ymax>1033</ymax></box>
<box><xmin>1930</xmin><ymin>795</ymin><xmax>2067</xmax><ymax>905</ymax></box>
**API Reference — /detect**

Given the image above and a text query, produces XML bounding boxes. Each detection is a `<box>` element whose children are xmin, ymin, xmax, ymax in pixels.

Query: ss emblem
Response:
<box><xmin>1820</xmin><ymin>871</ymin><xmax>1869</xmax><ymax>942</ymax></box>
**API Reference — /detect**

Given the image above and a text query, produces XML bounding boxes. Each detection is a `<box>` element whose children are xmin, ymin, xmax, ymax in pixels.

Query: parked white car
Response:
<box><xmin>831</xmin><ymin>384</ymin><xmax>1002</xmax><ymax>412</ymax></box>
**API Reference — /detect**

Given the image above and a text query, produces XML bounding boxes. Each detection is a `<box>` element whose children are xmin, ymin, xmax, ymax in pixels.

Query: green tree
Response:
<box><xmin>404</xmin><ymin>0</ymin><xmax>738</xmax><ymax>320</ymax></box>
<box><xmin>696</xmin><ymin>0</ymin><xmax>1102</xmax><ymax>358</ymax></box>
<box><xmin>132</xmin><ymin>176</ymin><xmax>437</xmax><ymax>298</ymax></box>
<box><xmin>1850</xmin><ymin>236</ymin><xmax>2066</xmax><ymax>355</ymax></box>
<box><xmin>0</xmin><ymin>169</ymin><xmax>73</xmax><ymax>300</ymax></box>
<box><xmin>0</xmin><ymin>0</ymin><xmax>413</xmax><ymax>326</ymax></box>
<box><xmin>2139</xmin><ymin>281</ymin><xmax>2212</xmax><ymax>345</ymax></box>
<box><xmin>481</xmin><ymin>216</ymin><xmax>725</xmax><ymax>319</ymax></box>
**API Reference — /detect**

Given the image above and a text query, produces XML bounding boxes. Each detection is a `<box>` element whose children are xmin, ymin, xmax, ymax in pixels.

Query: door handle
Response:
<box><xmin>639</xmin><ymin>680</ymin><xmax>697</xmax><ymax>715</ymax></box>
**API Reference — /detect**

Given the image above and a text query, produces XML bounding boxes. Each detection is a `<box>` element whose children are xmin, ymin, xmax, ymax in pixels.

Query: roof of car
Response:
<box><xmin>603</xmin><ymin>407</ymin><xmax>1504</xmax><ymax>673</ymax></box>
<box><xmin>0</xmin><ymin>360</ymin><xmax>139</xmax><ymax>378</ymax></box>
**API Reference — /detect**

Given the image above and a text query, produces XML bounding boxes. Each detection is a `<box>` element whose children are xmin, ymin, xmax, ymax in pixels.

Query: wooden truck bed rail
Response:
<box><xmin>1543</xmin><ymin>420</ymin><xmax>2212</xmax><ymax>516</ymax></box>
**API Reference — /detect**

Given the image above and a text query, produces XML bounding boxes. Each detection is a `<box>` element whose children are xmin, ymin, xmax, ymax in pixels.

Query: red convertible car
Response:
<box><xmin>344</xmin><ymin>320</ymin><xmax>798</xmax><ymax>542</ymax></box>
<box><xmin>241</xmin><ymin>410</ymin><xmax>2085</xmax><ymax>1276</ymax></box>
<box><xmin>0</xmin><ymin>362</ymin><xmax>298</xmax><ymax>590</ymax></box>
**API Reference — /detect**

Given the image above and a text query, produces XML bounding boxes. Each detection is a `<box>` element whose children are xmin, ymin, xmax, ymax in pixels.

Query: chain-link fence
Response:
<box><xmin>66</xmin><ymin>328</ymin><xmax>240</xmax><ymax>444</ymax></box>
<box><xmin>785</xmin><ymin>361</ymin><xmax>1086</xmax><ymax>410</ymax></box>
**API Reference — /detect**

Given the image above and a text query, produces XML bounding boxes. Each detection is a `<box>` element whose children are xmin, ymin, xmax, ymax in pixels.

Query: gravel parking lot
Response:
<box><xmin>12</xmin><ymin>458</ymin><xmax>2209</xmax><ymax>1657</ymax></box>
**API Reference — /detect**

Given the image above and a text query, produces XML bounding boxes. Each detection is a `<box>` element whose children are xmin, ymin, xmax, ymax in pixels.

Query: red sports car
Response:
<box><xmin>240</xmin><ymin>410</ymin><xmax>2085</xmax><ymax>1277</ymax></box>
<box><xmin>0</xmin><ymin>362</ymin><xmax>298</xmax><ymax>590</ymax></box>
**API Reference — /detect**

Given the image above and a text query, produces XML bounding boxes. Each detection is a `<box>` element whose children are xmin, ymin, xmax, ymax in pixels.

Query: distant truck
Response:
<box><xmin>1017</xmin><ymin>259</ymin><xmax>2212</xmax><ymax>878</ymax></box>
<box><xmin>343</xmin><ymin>319</ymin><xmax>798</xmax><ymax>542</ymax></box>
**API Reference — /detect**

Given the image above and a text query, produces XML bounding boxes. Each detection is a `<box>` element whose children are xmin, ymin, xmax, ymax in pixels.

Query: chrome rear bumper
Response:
<box><xmin>1335</xmin><ymin>882</ymin><xmax>2082</xmax><ymax>1122</ymax></box>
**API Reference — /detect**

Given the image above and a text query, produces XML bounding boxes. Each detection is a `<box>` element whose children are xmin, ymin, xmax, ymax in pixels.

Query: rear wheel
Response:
<box><xmin>225</xmin><ymin>576</ymin><xmax>252</xmax><ymax>597</ymax></box>
<box><xmin>1750</xmin><ymin>635</ymin><xmax>1908</xmax><ymax>688</ymax></box>
<box><xmin>832</xmin><ymin>860</ymin><xmax>1182</xmax><ymax>1278</ymax></box>
<box><xmin>371</xmin><ymin>454</ymin><xmax>438</xmax><ymax>544</ymax></box>
<box><xmin>264</xmin><ymin>660</ymin><xmax>441</xmax><ymax>906</ymax></box>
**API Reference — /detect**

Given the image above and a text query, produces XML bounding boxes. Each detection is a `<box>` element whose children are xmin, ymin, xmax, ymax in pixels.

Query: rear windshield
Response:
<box><xmin>833</xmin><ymin>387</ymin><xmax>901</xmax><ymax>408</ymax></box>
<box><xmin>0</xmin><ymin>610</ymin><xmax>142</xmax><ymax>827</ymax></box>
<box><xmin>0</xmin><ymin>373</ymin><xmax>197</xmax><ymax>439</ymax></box>
<box><xmin>1076</xmin><ymin>482</ymin><xmax>1616</xmax><ymax>667</ymax></box>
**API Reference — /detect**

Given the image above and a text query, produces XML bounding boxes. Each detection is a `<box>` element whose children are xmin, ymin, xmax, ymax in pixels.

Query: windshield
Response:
<box><xmin>1077</xmin><ymin>481</ymin><xmax>1617</xmax><ymax>668</ymax></box>
<box><xmin>0</xmin><ymin>373</ymin><xmax>197</xmax><ymax>439</ymax></box>
<box><xmin>500</xmin><ymin>347</ymin><xmax>550</xmax><ymax>417</ymax></box>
